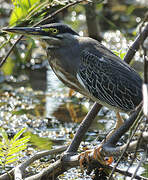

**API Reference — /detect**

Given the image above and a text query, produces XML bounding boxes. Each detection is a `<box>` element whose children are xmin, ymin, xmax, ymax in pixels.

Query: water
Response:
<box><xmin>0</xmin><ymin>62</ymin><xmax>147</xmax><ymax>179</ymax></box>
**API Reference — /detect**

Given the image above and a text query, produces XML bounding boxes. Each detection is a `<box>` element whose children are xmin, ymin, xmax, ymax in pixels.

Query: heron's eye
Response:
<box><xmin>50</xmin><ymin>28</ymin><xmax>59</xmax><ymax>34</ymax></box>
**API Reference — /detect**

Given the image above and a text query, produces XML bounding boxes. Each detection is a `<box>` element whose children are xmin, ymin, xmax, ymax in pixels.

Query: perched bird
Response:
<box><xmin>3</xmin><ymin>23</ymin><xmax>143</xmax><ymax>161</ymax></box>
<box><xmin>3</xmin><ymin>23</ymin><xmax>142</xmax><ymax>110</ymax></box>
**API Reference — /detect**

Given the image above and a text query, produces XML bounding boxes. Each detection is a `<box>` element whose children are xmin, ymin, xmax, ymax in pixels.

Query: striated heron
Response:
<box><xmin>3</xmin><ymin>23</ymin><xmax>143</xmax><ymax>163</ymax></box>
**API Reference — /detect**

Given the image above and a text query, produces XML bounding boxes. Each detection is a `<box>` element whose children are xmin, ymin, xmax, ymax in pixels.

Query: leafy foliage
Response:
<box><xmin>112</xmin><ymin>49</ymin><xmax>126</xmax><ymax>60</ymax></box>
<box><xmin>10</xmin><ymin>0</ymin><xmax>43</xmax><ymax>26</ymax></box>
<box><xmin>9</xmin><ymin>0</ymin><xmax>66</xmax><ymax>27</ymax></box>
<box><xmin>1</xmin><ymin>57</ymin><xmax>15</xmax><ymax>75</ymax></box>
<box><xmin>24</xmin><ymin>131</ymin><xmax>52</xmax><ymax>150</ymax></box>
<box><xmin>0</xmin><ymin>128</ymin><xmax>30</xmax><ymax>168</ymax></box>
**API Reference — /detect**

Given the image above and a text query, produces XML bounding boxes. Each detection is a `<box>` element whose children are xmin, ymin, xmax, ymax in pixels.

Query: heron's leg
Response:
<box><xmin>116</xmin><ymin>111</ymin><xmax>124</xmax><ymax>129</ymax></box>
<box><xmin>87</xmin><ymin>112</ymin><xmax>123</xmax><ymax>164</ymax></box>
<box><xmin>106</xmin><ymin>111</ymin><xmax>124</xmax><ymax>140</ymax></box>
<box><xmin>79</xmin><ymin>146</ymin><xmax>113</xmax><ymax>170</ymax></box>
<box><xmin>78</xmin><ymin>112</ymin><xmax>123</xmax><ymax>168</ymax></box>
<box><xmin>69</xmin><ymin>89</ymin><xmax>75</xmax><ymax>97</ymax></box>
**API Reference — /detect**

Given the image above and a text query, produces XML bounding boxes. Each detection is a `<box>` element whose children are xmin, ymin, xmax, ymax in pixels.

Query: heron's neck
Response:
<box><xmin>47</xmin><ymin>44</ymin><xmax>80</xmax><ymax>76</ymax></box>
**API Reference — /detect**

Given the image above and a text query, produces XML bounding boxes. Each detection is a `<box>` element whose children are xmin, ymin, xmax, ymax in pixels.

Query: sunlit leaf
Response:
<box><xmin>11</xmin><ymin>136</ymin><xmax>30</xmax><ymax>147</ymax></box>
<box><xmin>24</xmin><ymin>131</ymin><xmax>52</xmax><ymax>150</ymax></box>
<box><xmin>0</xmin><ymin>128</ymin><xmax>29</xmax><ymax>168</ymax></box>
<box><xmin>7</xmin><ymin>144</ymin><xmax>27</xmax><ymax>156</ymax></box>
<box><xmin>132</xmin><ymin>31</ymin><xmax>137</xmax><ymax>36</ymax></box>
<box><xmin>0</xmin><ymin>141</ymin><xmax>4</xmax><ymax>146</ymax></box>
<box><xmin>5</xmin><ymin>158</ymin><xmax>18</xmax><ymax>164</ymax></box>
<box><xmin>112</xmin><ymin>50</ymin><xmax>126</xmax><ymax>60</ymax></box>
<box><xmin>127</xmin><ymin>5</ymin><xmax>135</xmax><ymax>15</ymax></box>
<box><xmin>10</xmin><ymin>0</ymin><xmax>41</xmax><ymax>26</ymax></box>
<box><xmin>0</xmin><ymin>160</ymin><xmax>4</xmax><ymax>165</ymax></box>
<box><xmin>6</xmin><ymin>154</ymin><xmax>18</xmax><ymax>161</ymax></box>
<box><xmin>0</xmin><ymin>152</ymin><xmax>5</xmax><ymax>156</ymax></box>
<box><xmin>1</xmin><ymin>57</ymin><xmax>15</xmax><ymax>75</ymax></box>
<box><xmin>11</xmin><ymin>127</ymin><xmax>27</xmax><ymax>142</ymax></box>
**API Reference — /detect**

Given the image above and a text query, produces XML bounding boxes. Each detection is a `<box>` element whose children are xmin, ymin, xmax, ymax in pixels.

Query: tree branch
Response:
<box><xmin>0</xmin><ymin>145</ymin><xmax>67</xmax><ymax>180</ymax></box>
<box><xmin>66</xmin><ymin>102</ymin><xmax>102</xmax><ymax>153</ymax></box>
<box><xmin>1</xmin><ymin>132</ymin><xmax>148</xmax><ymax>179</ymax></box>
<box><xmin>85</xmin><ymin>2</ymin><xmax>103</xmax><ymax>41</ymax></box>
<box><xmin>124</xmin><ymin>23</ymin><xmax>148</xmax><ymax>64</ymax></box>
<box><xmin>101</xmin><ymin>105</ymin><xmax>142</xmax><ymax>156</ymax></box>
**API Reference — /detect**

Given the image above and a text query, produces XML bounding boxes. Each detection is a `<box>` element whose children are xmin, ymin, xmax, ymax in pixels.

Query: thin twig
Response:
<box><xmin>107</xmin><ymin>19</ymin><xmax>148</xmax><ymax>180</ymax></box>
<box><xmin>107</xmin><ymin>107</ymin><xmax>143</xmax><ymax>179</ymax></box>
<box><xmin>1</xmin><ymin>132</ymin><xmax>148</xmax><ymax>180</ymax></box>
<box><xmin>0</xmin><ymin>36</ymin><xmax>23</xmax><ymax>68</ymax></box>
<box><xmin>103</xmin><ymin>106</ymin><xmax>142</xmax><ymax>148</ymax></box>
<box><xmin>20</xmin><ymin>138</ymin><xmax>148</xmax><ymax>180</ymax></box>
<box><xmin>110</xmin><ymin>165</ymin><xmax>148</xmax><ymax>180</ymax></box>
<box><xmin>0</xmin><ymin>145</ymin><xmax>67</xmax><ymax>180</ymax></box>
<box><xmin>33</xmin><ymin>0</ymin><xmax>90</xmax><ymax>27</ymax></box>
<box><xmin>131</xmin><ymin>149</ymin><xmax>146</xmax><ymax>180</ymax></box>
<box><xmin>124</xmin><ymin>23</ymin><xmax>148</xmax><ymax>64</ymax></box>
<box><xmin>125</xmin><ymin>115</ymin><xmax>146</xmax><ymax>177</ymax></box>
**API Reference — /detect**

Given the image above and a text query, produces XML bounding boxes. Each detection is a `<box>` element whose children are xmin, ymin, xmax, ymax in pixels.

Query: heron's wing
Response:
<box><xmin>78</xmin><ymin>50</ymin><xmax>142</xmax><ymax>111</ymax></box>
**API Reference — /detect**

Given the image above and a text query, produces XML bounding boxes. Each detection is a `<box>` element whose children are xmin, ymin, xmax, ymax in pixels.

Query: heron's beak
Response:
<box><xmin>2</xmin><ymin>27</ymin><xmax>44</xmax><ymax>36</ymax></box>
<box><xmin>2</xmin><ymin>27</ymin><xmax>46</xmax><ymax>36</ymax></box>
<box><xmin>3</xmin><ymin>26</ymin><xmax>60</xmax><ymax>40</ymax></box>
<box><xmin>2</xmin><ymin>26</ymin><xmax>62</xmax><ymax>47</ymax></box>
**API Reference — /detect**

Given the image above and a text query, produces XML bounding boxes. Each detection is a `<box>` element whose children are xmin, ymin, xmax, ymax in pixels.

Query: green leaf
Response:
<box><xmin>5</xmin><ymin>158</ymin><xmax>18</xmax><ymax>164</ymax></box>
<box><xmin>0</xmin><ymin>141</ymin><xmax>4</xmax><ymax>145</ymax></box>
<box><xmin>6</xmin><ymin>154</ymin><xmax>18</xmax><ymax>161</ymax></box>
<box><xmin>0</xmin><ymin>152</ymin><xmax>5</xmax><ymax>156</ymax></box>
<box><xmin>112</xmin><ymin>50</ymin><xmax>126</xmax><ymax>60</ymax></box>
<box><xmin>0</xmin><ymin>128</ymin><xmax>29</xmax><ymax>168</ymax></box>
<box><xmin>11</xmin><ymin>136</ymin><xmax>30</xmax><ymax>148</ymax></box>
<box><xmin>14</xmin><ymin>135</ymin><xmax>30</xmax><ymax>144</ymax></box>
<box><xmin>7</xmin><ymin>144</ymin><xmax>27</xmax><ymax>156</ymax></box>
<box><xmin>10</xmin><ymin>0</ymin><xmax>41</xmax><ymax>26</ymax></box>
<box><xmin>24</xmin><ymin>131</ymin><xmax>52</xmax><ymax>150</ymax></box>
<box><xmin>11</xmin><ymin>127</ymin><xmax>27</xmax><ymax>142</ymax></box>
<box><xmin>1</xmin><ymin>57</ymin><xmax>15</xmax><ymax>75</ymax></box>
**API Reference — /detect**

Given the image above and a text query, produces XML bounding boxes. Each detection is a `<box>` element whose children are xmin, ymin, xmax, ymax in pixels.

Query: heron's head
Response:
<box><xmin>3</xmin><ymin>23</ymin><xmax>79</xmax><ymax>48</ymax></box>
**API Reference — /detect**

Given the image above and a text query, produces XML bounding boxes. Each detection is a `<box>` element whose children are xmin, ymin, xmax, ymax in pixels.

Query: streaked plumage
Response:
<box><xmin>3</xmin><ymin>23</ymin><xmax>143</xmax><ymax>112</ymax></box>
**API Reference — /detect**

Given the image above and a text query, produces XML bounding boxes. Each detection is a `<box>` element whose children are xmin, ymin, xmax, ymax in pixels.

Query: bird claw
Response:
<box><xmin>78</xmin><ymin>150</ymin><xmax>92</xmax><ymax>171</ymax></box>
<box><xmin>78</xmin><ymin>146</ymin><xmax>113</xmax><ymax>171</ymax></box>
<box><xmin>93</xmin><ymin>146</ymin><xmax>114</xmax><ymax>165</ymax></box>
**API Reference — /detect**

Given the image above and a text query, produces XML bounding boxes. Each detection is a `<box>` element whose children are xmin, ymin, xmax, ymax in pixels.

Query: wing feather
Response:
<box><xmin>78</xmin><ymin>50</ymin><xmax>142</xmax><ymax>111</ymax></box>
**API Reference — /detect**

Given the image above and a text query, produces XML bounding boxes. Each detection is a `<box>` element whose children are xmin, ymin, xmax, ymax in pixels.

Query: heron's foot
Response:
<box><xmin>78</xmin><ymin>150</ymin><xmax>92</xmax><ymax>171</ymax></box>
<box><xmin>78</xmin><ymin>145</ymin><xmax>113</xmax><ymax>171</ymax></box>
<box><xmin>68</xmin><ymin>89</ymin><xmax>75</xmax><ymax>97</ymax></box>
<box><xmin>93</xmin><ymin>146</ymin><xmax>113</xmax><ymax>165</ymax></box>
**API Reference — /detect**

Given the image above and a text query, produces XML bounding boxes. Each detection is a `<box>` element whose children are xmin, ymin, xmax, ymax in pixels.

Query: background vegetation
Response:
<box><xmin>0</xmin><ymin>0</ymin><xmax>147</xmax><ymax>179</ymax></box>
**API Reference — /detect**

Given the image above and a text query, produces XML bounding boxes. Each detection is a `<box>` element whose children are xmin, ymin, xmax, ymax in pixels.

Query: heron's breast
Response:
<box><xmin>49</xmin><ymin>58</ymin><xmax>85</xmax><ymax>94</ymax></box>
